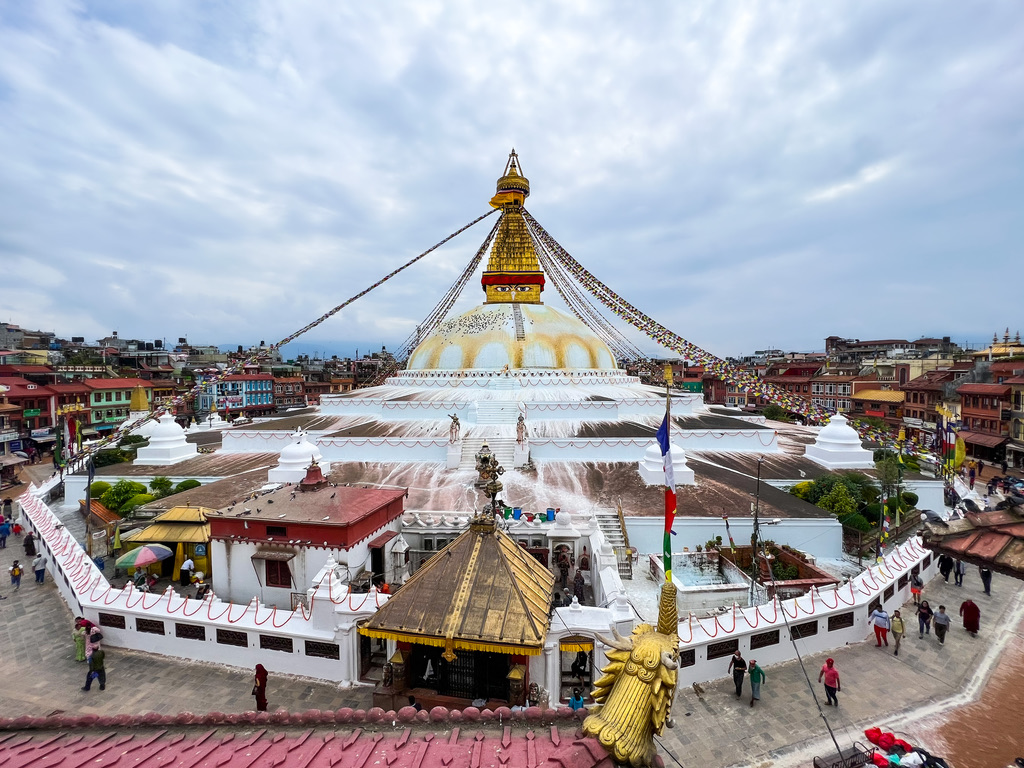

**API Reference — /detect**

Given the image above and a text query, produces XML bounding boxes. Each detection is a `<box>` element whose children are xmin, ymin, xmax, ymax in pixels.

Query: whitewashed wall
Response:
<box><xmin>530</xmin><ymin>431</ymin><xmax>780</xmax><ymax>462</ymax></box>
<box><xmin>18</xmin><ymin>486</ymin><xmax>386</xmax><ymax>686</ymax></box>
<box><xmin>626</xmin><ymin>516</ymin><xmax>844</xmax><ymax>561</ymax></box>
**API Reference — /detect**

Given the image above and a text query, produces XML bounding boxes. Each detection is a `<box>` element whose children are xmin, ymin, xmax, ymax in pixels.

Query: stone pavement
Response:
<box><xmin>2</xmin><ymin>495</ymin><xmax>1022</xmax><ymax>766</ymax></box>
<box><xmin>657</xmin><ymin>570</ymin><xmax>1024</xmax><ymax>768</ymax></box>
<box><xmin>0</xmin><ymin>528</ymin><xmax>372</xmax><ymax>718</ymax></box>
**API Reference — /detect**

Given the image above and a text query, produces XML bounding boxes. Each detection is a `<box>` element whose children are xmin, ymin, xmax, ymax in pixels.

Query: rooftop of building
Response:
<box><xmin>851</xmin><ymin>389</ymin><xmax>905</xmax><ymax>402</ymax></box>
<box><xmin>208</xmin><ymin>483</ymin><xmax>406</xmax><ymax>527</ymax></box>
<box><xmin>956</xmin><ymin>382</ymin><xmax>1011</xmax><ymax>396</ymax></box>
<box><xmin>83</xmin><ymin>378</ymin><xmax>152</xmax><ymax>389</ymax></box>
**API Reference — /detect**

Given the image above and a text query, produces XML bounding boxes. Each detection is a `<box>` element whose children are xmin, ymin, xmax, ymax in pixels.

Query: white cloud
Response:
<box><xmin>805</xmin><ymin>161</ymin><xmax>896</xmax><ymax>203</ymax></box>
<box><xmin>0</xmin><ymin>1</ymin><xmax>1022</xmax><ymax>356</ymax></box>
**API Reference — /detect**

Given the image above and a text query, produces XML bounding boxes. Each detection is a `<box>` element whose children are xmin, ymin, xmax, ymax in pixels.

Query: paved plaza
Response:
<box><xmin>2</xmin><ymin>471</ymin><xmax>1022</xmax><ymax>767</ymax></box>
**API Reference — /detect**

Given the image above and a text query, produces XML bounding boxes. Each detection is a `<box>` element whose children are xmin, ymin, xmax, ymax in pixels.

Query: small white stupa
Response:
<box><xmin>134</xmin><ymin>412</ymin><xmax>199</xmax><ymax>465</ymax></box>
<box><xmin>638</xmin><ymin>442</ymin><xmax>696</xmax><ymax>486</ymax></box>
<box><xmin>268</xmin><ymin>429</ymin><xmax>332</xmax><ymax>483</ymax></box>
<box><xmin>188</xmin><ymin>400</ymin><xmax>228</xmax><ymax>432</ymax></box>
<box><xmin>804</xmin><ymin>413</ymin><xmax>874</xmax><ymax>469</ymax></box>
<box><xmin>126</xmin><ymin>385</ymin><xmax>157</xmax><ymax>439</ymax></box>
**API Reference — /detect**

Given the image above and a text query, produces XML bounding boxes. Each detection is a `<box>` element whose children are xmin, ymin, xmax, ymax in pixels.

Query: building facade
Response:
<box><xmin>957</xmin><ymin>383</ymin><xmax>1011</xmax><ymax>462</ymax></box>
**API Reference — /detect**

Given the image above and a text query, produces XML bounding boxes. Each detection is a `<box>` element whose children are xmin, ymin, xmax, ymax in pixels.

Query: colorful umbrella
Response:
<box><xmin>115</xmin><ymin>544</ymin><xmax>174</xmax><ymax>569</ymax></box>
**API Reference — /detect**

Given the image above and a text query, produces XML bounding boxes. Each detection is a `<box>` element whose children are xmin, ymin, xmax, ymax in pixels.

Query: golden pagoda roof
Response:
<box><xmin>361</xmin><ymin>514</ymin><xmax>555</xmax><ymax>656</ymax></box>
<box><xmin>121</xmin><ymin>505</ymin><xmax>212</xmax><ymax>544</ymax></box>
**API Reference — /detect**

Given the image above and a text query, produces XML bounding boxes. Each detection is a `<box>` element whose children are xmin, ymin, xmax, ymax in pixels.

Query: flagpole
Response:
<box><xmin>663</xmin><ymin>364</ymin><xmax>674</xmax><ymax>585</ymax></box>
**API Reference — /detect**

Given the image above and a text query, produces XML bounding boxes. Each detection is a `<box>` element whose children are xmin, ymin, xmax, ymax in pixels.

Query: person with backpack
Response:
<box><xmin>8</xmin><ymin>560</ymin><xmax>23</xmax><ymax>590</ymax></box>
<box><xmin>85</xmin><ymin>627</ymin><xmax>103</xmax><ymax>659</ymax></box>
<box><xmin>82</xmin><ymin>648</ymin><xmax>105</xmax><ymax>691</ymax></box>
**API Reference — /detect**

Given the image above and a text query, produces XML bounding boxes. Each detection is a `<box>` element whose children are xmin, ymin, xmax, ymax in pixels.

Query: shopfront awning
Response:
<box><xmin>250</xmin><ymin>550</ymin><xmax>296</xmax><ymax>562</ymax></box>
<box><xmin>559</xmin><ymin>635</ymin><xmax>594</xmax><ymax>653</ymax></box>
<box><xmin>367</xmin><ymin>529</ymin><xmax>399</xmax><ymax>548</ymax></box>
<box><xmin>31</xmin><ymin>436</ymin><xmax>57</xmax><ymax>443</ymax></box>
<box><xmin>0</xmin><ymin>455</ymin><xmax>28</xmax><ymax>468</ymax></box>
<box><xmin>959</xmin><ymin>431</ymin><xmax>1008</xmax><ymax>449</ymax></box>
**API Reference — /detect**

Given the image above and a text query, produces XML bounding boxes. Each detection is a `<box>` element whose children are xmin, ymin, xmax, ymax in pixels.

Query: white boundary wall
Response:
<box><xmin>17</xmin><ymin>483</ymin><xmax>385</xmax><ymax>686</ymax></box>
<box><xmin>626</xmin><ymin>517</ymin><xmax>845</xmax><ymax>561</ymax></box>
<box><xmin>671</xmin><ymin>537</ymin><xmax>938</xmax><ymax>687</ymax></box>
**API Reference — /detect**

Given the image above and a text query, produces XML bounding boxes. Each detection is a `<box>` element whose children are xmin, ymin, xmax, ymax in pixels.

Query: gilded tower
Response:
<box><xmin>481</xmin><ymin>151</ymin><xmax>545</xmax><ymax>304</ymax></box>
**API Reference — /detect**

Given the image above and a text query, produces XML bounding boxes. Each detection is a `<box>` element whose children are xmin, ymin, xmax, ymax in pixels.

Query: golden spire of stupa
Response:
<box><xmin>129</xmin><ymin>385</ymin><xmax>149</xmax><ymax>412</ymax></box>
<box><xmin>482</xmin><ymin>150</ymin><xmax>545</xmax><ymax>304</ymax></box>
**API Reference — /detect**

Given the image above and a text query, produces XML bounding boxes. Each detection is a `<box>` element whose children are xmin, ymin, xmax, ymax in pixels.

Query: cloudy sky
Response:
<box><xmin>1</xmin><ymin>1</ymin><xmax>1022</xmax><ymax>359</ymax></box>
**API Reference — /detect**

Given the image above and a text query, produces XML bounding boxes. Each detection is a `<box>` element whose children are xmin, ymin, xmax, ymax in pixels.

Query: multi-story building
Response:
<box><xmin>1006</xmin><ymin>375</ymin><xmax>1024</xmax><ymax>470</ymax></box>
<box><xmin>956</xmin><ymin>382</ymin><xmax>1011</xmax><ymax>463</ymax></box>
<box><xmin>808</xmin><ymin>374</ymin><xmax>871</xmax><ymax>413</ymax></box>
<box><xmin>274</xmin><ymin>377</ymin><xmax>306</xmax><ymax>409</ymax></box>
<box><xmin>84</xmin><ymin>378</ymin><xmax>154</xmax><ymax>434</ymax></box>
<box><xmin>849</xmin><ymin>389</ymin><xmax>905</xmax><ymax>430</ymax></box>
<box><xmin>0</xmin><ymin>377</ymin><xmax>56</xmax><ymax>435</ymax></box>
<box><xmin>900</xmin><ymin>369</ymin><xmax>967</xmax><ymax>445</ymax></box>
<box><xmin>199</xmin><ymin>374</ymin><xmax>275</xmax><ymax>417</ymax></box>
<box><xmin>0</xmin><ymin>385</ymin><xmax>25</xmax><ymax>488</ymax></box>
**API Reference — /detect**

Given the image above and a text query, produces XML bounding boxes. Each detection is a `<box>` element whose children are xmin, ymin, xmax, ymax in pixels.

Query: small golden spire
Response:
<box><xmin>129</xmin><ymin>385</ymin><xmax>149</xmax><ymax>412</ymax></box>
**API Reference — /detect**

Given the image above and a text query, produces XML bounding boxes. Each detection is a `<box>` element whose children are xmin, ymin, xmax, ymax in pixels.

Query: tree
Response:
<box><xmin>875</xmin><ymin>456</ymin><xmax>900</xmax><ymax>498</ymax></box>
<box><xmin>99</xmin><ymin>480</ymin><xmax>147</xmax><ymax>513</ymax></box>
<box><xmin>149</xmin><ymin>476</ymin><xmax>173</xmax><ymax>498</ymax></box>
<box><xmin>762</xmin><ymin>404</ymin><xmax>792</xmax><ymax>422</ymax></box>
<box><xmin>817</xmin><ymin>483</ymin><xmax>857</xmax><ymax>518</ymax></box>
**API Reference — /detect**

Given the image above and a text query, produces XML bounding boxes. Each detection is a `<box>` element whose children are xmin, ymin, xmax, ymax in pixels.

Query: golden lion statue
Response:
<box><xmin>583</xmin><ymin>583</ymin><xmax>680</xmax><ymax>767</ymax></box>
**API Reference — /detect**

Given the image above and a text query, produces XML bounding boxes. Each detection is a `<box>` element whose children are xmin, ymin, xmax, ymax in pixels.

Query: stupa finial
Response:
<box><xmin>483</xmin><ymin>150</ymin><xmax>544</xmax><ymax>305</ymax></box>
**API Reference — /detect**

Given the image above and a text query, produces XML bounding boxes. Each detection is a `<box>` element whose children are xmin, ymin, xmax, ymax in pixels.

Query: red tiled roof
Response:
<box><xmin>80</xmin><ymin>500</ymin><xmax>121</xmax><ymax>526</ymax></box>
<box><xmin>0</xmin><ymin>377</ymin><xmax>55</xmax><ymax>397</ymax></box>
<box><xmin>84</xmin><ymin>378</ymin><xmax>152</xmax><ymax>390</ymax></box>
<box><xmin>1004</xmin><ymin>376</ymin><xmax>1024</xmax><ymax>385</ymax></box>
<box><xmin>923</xmin><ymin>508</ymin><xmax>1024</xmax><ymax>579</ymax></box>
<box><xmin>956</xmin><ymin>383</ymin><xmax>1011</xmax><ymax>396</ymax></box>
<box><xmin>0</xmin><ymin>710</ymin><xmax>612</xmax><ymax>768</ymax></box>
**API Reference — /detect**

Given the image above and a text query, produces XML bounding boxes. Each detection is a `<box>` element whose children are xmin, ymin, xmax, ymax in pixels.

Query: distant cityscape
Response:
<box><xmin>2</xmin><ymin>320</ymin><xmax>1023</xmax><ymax>490</ymax></box>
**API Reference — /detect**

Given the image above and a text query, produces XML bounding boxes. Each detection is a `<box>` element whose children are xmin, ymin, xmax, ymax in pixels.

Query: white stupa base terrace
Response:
<box><xmin>803</xmin><ymin>413</ymin><xmax>875</xmax><ymax>470</ymax></box>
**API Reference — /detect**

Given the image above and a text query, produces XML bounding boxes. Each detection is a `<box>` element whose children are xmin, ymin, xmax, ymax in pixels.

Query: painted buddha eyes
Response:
<box><xmin>494</xmin><ymin>285</ymin><xmax>534</xmax><ymax>292</ymax></box>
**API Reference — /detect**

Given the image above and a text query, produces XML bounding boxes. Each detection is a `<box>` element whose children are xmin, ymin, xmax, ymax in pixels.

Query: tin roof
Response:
<box><xmin>851</xmin><ymin>389</ymin><xmax>905</xmax><ymax>403</ymax></box>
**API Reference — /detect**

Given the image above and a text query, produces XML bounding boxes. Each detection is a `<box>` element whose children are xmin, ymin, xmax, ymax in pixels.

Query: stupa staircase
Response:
<box><xmin>458</xmin><ymin>437</ymin><xmax>517</xmax><ymax>471</ymax></box>
<box><xmin>472</xmin><ymin>399</ymin><xmax>520</xmax><ymax>425</ymax></box>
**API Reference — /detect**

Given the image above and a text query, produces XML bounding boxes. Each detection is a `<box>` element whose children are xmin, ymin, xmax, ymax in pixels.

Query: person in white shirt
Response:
<box><xmin>868</xmin><ymin>607</ymin><xmax>890</xmax><ymax>647</ymax></box>
<box><xmin>179</xmin><ymin>557</ymin><xmax>195</xmax><ymax>587</ymax></box>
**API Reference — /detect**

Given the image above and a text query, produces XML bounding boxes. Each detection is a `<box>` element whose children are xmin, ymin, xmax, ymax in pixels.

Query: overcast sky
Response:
<box><xmin>1</xmin><ymin>1</ymin><xmax>1022</xmax><ymax>359</ymax></box>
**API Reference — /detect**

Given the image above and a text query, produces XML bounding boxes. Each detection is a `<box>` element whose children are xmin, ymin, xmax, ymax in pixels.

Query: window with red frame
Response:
<box><xmin>265</xmin><ymin>560</ymin><xmax>291</xmax><ymax>588</ymax></box>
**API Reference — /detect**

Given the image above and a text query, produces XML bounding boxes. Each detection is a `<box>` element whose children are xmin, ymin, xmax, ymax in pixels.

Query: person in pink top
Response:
<box><xmin>818</xmin><ymin>658</ymin><xmax>841</xmax><ymax>706</ymax></box>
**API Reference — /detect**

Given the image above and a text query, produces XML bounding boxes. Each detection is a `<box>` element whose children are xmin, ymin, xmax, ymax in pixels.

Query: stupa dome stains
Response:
<box><xmin>407</xmin><ymin>302</ymin><xmax>617</xmax><ymax>371</ymax></box>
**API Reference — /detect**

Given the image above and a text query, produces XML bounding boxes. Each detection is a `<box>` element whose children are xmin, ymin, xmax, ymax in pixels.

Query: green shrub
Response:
<box><xmin>839</xmin><ymin>513</ymin><xmax>873</xmax><ymax>532</ymax></box>
<box><xmin>174</xmin><ymin>479</ymin><xmax>201</xmax><ymax>494</ymax></box>
<box><xmin>122</xmin><ymin>493</ymin><xmax>155</xmax><ymax>512</ymax></box>
<box><xmin>88</xmin><ymin>481</ymin><xmax>112</xmax><ymax>497</ymax></box>
<box><xmin>863</xmin><ymin>503</ymin><xmax>881</xmax><ymax>524</ymax></box>
<box><xmin>119</xmin><ymin>434</ymin><xmax>147</xmax><ymax>447</ymax></box>
<box><xmin>902</xmin><ymin>491</ymin><xmax>919</xmax><ymax>507</ymax></box>
<box><xmin>93</xmin><ymin>450</ymin><xmax>126</xmax><ymax>468</ymax></box>
<box><xmin>100</xmin><ymin>480</ymin><xmax>147</xmax><ymax>511</ymax></box>
<box><xmin>762</xmin><ymin>404</ymin><xmax>793</xmax><ymax>422</ymax></box>
<box><xmin>790</xmin><ymin>481</ymin><xmax>814</xmax><ymax>500</ymax></box>
<box><xmin>149</xmin><ymin>476</ymin><xmax>173</xmax><ymax>498</ymax></box>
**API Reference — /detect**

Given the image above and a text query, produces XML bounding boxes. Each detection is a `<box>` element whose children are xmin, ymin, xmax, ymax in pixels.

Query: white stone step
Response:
<box><xmin>472</xmin><ymin>400</ymin><xmax>520</xmax><ymax>425</ymax></box>
<box><xmin>459</xmin><ymin>437</ymin><xmax>518</xmax><ymax>471</ymax></box>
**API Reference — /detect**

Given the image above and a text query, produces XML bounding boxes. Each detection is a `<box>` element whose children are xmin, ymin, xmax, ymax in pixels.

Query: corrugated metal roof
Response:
<box><xmin>364</xmin><ymin>516</ymin><xmax>555</xmax><ymax>654</ymax></box>
<box><xmin>851</xmin><ymin>389</ymin><xmax>905</xmax><ymax>402</ymax></box>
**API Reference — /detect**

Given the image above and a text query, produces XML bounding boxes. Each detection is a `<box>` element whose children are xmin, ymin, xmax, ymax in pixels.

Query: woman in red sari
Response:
<box><xmin>959</xmin><ymin>599</ymin><xmax>980</xmax><ymax>637</ymax></box>
<box><xmin>253</xmin><ymin>665</ymin><xmax>269</xmax><ymax>711</ymax></box>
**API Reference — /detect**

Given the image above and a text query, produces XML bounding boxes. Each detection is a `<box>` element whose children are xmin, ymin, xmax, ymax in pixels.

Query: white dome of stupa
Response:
<box><xmin>268</xmin><ymin>429</ymin><xmax>332</xmax><ymax>483</ymax></box>
<box><xmin>407</xmin><ymin>303</ymin><xmax>617</xmax><ymax>371</ymax></box>
<box><xmin>134</xmin><ymin>413</ymin><xmax>199</xmax><ymax>465</ymax></box>
<box><xmin>804</xmin><ymin>413</ymin><xmax>874</xmax><ymax>469</ymax></box>
<box><xmin>638</xmin><ymin>441</ymin><xmax>696</xmax><ymax>486</ymax></box>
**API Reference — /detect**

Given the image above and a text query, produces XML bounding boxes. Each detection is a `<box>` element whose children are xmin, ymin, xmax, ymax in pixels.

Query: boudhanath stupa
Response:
<box><xmin>75</xmin><ymin>153</ymin><xmax>944</xmax><ymax>555</ymax></box>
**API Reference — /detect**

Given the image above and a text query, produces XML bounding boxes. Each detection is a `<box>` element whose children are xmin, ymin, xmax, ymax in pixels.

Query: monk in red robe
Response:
<box><xmin>959</xmin><ymin>599</ymin><xmax>980</xmax><ymax>636</ymax></box>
